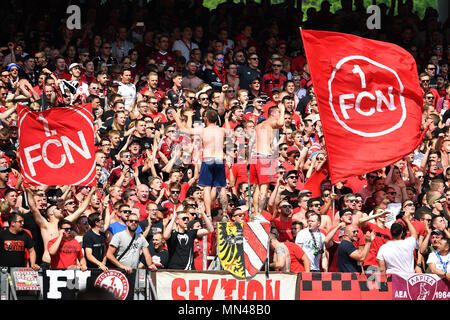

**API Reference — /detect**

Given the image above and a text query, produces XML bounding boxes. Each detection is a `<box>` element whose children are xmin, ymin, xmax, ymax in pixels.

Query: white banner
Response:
<box><xmin>155</xmin><ymin>271</ymin><xmax>298</xmax><ymax>300</ymax></box>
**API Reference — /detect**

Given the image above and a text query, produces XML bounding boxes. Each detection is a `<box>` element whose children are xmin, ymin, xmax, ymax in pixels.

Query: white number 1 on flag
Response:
<box><xmin>352</xmin><ymin>65</ymin><xmax>366</xmax><ymax>89</ymax></box>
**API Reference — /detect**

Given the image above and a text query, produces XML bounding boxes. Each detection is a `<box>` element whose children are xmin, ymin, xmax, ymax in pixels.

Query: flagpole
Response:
<box><xmin>332</xmin><ymin>185</ymin><xmax>335</xmax><ymax>220</ymax></box>
<box><xmin>247</xmin><ymin>145</ymin><xmax>252</xmax><ymax>222</ymax></box>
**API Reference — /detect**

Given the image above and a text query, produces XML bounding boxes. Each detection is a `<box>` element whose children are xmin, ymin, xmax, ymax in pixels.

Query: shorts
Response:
<box><xmin>198</xmin><ymin>158</ymin><xmax>227</xmax><ymax>188</ymax></box>
<box><xmin>249</xmin><ymin>154</ymin><xmax>277</xmax><ymax>185</ymax></box>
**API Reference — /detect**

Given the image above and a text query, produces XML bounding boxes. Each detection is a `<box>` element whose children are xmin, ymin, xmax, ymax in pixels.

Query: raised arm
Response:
<box><xmin>65</xmin><ymin>187</ymin><xmax>97</xmax><ymax>223</ymax></box>
<box><xmin>197</xmin><ymin>210</ymin><xmax>215</xmax><ymax>238</ymax></box>
<box><xmin>25</xmin><ymin>188</ymin><xmax>48</xmax><ymax>229</ymax></box>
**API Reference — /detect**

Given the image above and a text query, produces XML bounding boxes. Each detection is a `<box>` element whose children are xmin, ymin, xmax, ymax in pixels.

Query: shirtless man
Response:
<box><xmin>25</xmin><ymin>186</ymin><xmax>97</xmax><ymax>268</ymax></box>
<box><xmin>250</xmin><ymin>103</ymin><xmax>285</xmax><ymax>217</ymax></box>
<box><xmin>173</xmin><ymin>108</ymin><xmax>231</xmax><ymax>217</ymax></box>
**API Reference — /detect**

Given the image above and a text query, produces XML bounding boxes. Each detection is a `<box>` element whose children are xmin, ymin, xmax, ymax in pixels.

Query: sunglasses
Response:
<box><xmin>124</xmin><ymin>154</ymin><xmax>133</xmax><ymax>158</ymax></box>
<box><xmin>128</xmin><ymin>219</ymin><xmax>139</xmax><ymax>224</ymax></box>
<box><xmin>217</xmin><ymin>57</ymin><xmax>224</xmax><ymax>61</ymax></box>
<box><xmin>65</xmin><ymin>201</ymin><xmax>75</xmax><ymax>206</ymax></box>
<box><xmin>287</xmin><ymin>176</ymin><xmax>298</xmax><ymax>180</ymax></box>
<box><xmin>387</xmin><ymin>192</ymin><xmax>396</xmax><ymax>195</ymax></box>
<box><xmin>181</xmin><ymin>217</ymin><xmax>190</xmax><ymax>222</ymax></box>
<box><xmin>171</xmin><ymin>190</ymin><xmax>180</xmax><ymax>194</ymax></box>
<box><xmin>312</xmin><ymin>203</ymin><xmax>321</xmax><ymax>207</ymax></box>
<box><xmin>64</xmin><ymin>228</ymin><xmax>73</xmax><ymax>232</ymax></box>
<box><xmin>121</xmin><ymin>210</ymin><xmax>132</xmax><ymax>214</ymax></box>
<box><xmin>200</xmin><ymin>97</ymin><xmax>209</xmax><ymax>101</ymax></box>
<box><xmin>272</xmin><ymin>64</ymin><xmax>282</xmax><ymax>67</ymax></box>
<box><xmin>280</xmin><ymin>204</ymin><xmax>292</xmax><ymax>209</ymax></box>
<box><xmin>249</xmin><ymin>57</ymin><xmax>259</xmax><ymax>60</ymax></box>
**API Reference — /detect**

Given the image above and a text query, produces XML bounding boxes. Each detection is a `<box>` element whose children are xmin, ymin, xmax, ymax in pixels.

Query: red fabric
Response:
<box><xmin>48</xmin><ymin>237</ymin><xmax>83</xmax><ymax>269</ymax></box>
<box><xmin>17</xmin><ymin>103</ymin><xmax>96</xmax><ymax>186</ymax></box>
<box><xmin>360</xmin><ymin>222</ymin><xmax>391</xmax><ymax>267</ymax></box>
<box><xmin>304</xmin><ymin>161</ymin><xmax>330</xmax><ymax>197</ymax></box>
<box><xmin>272</xmin><ymin>217</ymin><xmax>293</xmax><ymax>242</ymax></box>
<box><xmin>285</xmin><ymin>241</ymin><xmax>306</xmax><ymax>273</ymax></box>
<box><xmin>301</xmin><ymin>29</ymin><xmax>425</xmax><ymax>183</ymax></box>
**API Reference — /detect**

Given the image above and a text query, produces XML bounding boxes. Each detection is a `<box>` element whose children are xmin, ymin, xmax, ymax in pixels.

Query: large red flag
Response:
<box><xmin>300</xmin><ymin>29</ymin><xmax>425</xmax><ymax>184</ymax></box>
<box><xmin>18</xmin><ymin>104</ymin><xmax>96</xmax><ymax>186</ymax></box>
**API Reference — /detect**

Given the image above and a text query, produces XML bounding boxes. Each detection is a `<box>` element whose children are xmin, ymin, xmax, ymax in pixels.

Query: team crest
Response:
<box><xmin>406</xmin><ymin>274</ymin><xmax>437</xmax><ymax>300</ymax></box>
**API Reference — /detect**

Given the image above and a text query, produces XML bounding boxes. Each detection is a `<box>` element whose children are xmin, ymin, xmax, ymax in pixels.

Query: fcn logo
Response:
<box><xmin>18</xmin><ymin>104</ymin><xmax>96</xmax><ymax>186</ymax></box>
<box><xmin>328</xmin><ymin>55</ymin><xmax>406</xmax><ymax>137</ymax></box>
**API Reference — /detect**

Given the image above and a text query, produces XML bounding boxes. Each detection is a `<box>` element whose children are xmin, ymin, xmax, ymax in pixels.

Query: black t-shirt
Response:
<box><xmin>166</xmin><ymin>229</ymin><xmax>198</xmax><ymax>270</ymax></box>
<box><xmin>237</xmin><ymin>65</ymin><xmax>261</xmax><ymax>91</ymax></box>
<box><xmin>139</xmin><ymin>219</ymin><xmax>164</xmax><ymax>243</ymax></box>
<box><xmin>337</xmin><ymin>240</ymin><xmax>360</xmax><ymax>273</ymax></box>
<box><xmin>82</xmin><ymin>229</ymin><xmax>107</xmax><ymax>268</ymax></box>
<box><xmin>281</xmin><ymin>189</ymin><xmax>300</xmax><ymax>208</ymax></box>
<box><xmin>0</xmin><ymin>229</ymin><xmax>34</xmax><ymax>267</ymax></box>
<box><xmin>149</xmin><ymin>246</ymin><xmax>169</xmax><ymax>269</ymax></box>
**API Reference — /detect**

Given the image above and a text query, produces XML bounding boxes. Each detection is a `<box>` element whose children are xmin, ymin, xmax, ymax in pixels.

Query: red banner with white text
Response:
<box><xmin>300</xmin><ymin>29</ymin><xmax>425</xmax><ymax>183</ymax></box>
<box><xmin>18</xmin><ymin>104</ymin><xmax>96</xmax><ymax>186</ymax></box>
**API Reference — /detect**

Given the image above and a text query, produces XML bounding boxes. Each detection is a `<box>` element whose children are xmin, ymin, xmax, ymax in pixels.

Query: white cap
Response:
<box><xmin>69</xmin><ymin>63</ymin><xmax>81</xmax><ymax>70</ymax></box>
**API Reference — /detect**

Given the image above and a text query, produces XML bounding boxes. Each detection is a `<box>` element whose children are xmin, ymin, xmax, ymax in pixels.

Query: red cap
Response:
<box><xmin>287</xmin><ymin>146</ymin><xmax>300</xmax><ymax>154</ymax></box>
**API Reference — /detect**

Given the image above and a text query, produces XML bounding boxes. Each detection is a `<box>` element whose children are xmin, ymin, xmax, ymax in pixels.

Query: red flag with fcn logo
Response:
<box><xmin>18</xmin><ymin>104</ymin><xmax>96</xmax><ymax>186</ymax></box>
<box><xmin>300</xmin><ymin>29</ymin><xmax>426</xmax><ymax>184</ymax></box>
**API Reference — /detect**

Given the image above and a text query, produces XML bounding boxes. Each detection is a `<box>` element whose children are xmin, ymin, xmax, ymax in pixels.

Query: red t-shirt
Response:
<box><xmin>394</xmin><ymin>218</ymin><xmax>427</xmax><ymax>238</ymax></box>
<box><xmin>161</xmin><ymin>199</ymin><xmax>182</xmax><ymax>219</ymax></box>
<box><xmin>134</xmin><ymin>200</ymin><xmax>150</xmax><ymax>221</ymax></box>
<box><xmin>360</xmin><ymin>222</ymin><xmax>391</xmax><ymax>267</ymax></box>
<box><xmin>272</xmin><ymin>216</ymin><xmax>293</xmax><ymax>242</ymax></box>
<box><xmin>285</xmin><ymin>241</ymin><xmax>306</xmax><ymax>273</ymax></box>
<box><xmin>48</xmin><ymin>237</ymin><xmax>83</xmax><ymax>269</ymax></box>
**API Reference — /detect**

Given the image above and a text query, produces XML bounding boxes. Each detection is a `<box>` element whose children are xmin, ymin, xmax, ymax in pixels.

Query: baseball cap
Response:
<box><xmin>430</xmin><ymin>229</ymin><xmax>444</xmax><ymax>236</ymax></box>
<box><xmin>272</xmin><ymin>87</ymin><xmax>282</xmax><ymax>94</ymax></box>
<box><xmin>69</xmin><ymin>63</ymin><xmax>81</xmax><ymax>70</ymax></box>
<box><xmin>299</xmin><ymin>189</ymin><xmax>312</xmax><ymax>195</ymax></box>
<box><xmin>339</xmin><ymin>207</ymin><xmax>353</xmax><ymax>217</ymax></box>
<box><xmin>287</xmin><ymin>146</ymin><xmax>300</xmax><ymax>155</ymax></box>
<box><xmin>7</xmin><ymin>63</ymin><xmax>20</xmax><ymax>71</ymax></box>
<box><xmin>195</xmin><ymin>85</ymin><xmax>213</xmax><ymax>99</ymax></box>
<box><xmin>0</xmin><ymin>166</ymin><xmax>11</xmax><ymax>173</ymax></box>
<box><xmin>283</xmin><ymin>170</ymin><xmax>298</xmax><ymax>180</ymax></box>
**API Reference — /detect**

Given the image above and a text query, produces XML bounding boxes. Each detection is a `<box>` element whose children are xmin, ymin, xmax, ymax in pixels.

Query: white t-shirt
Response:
<box><xmin>377</xmin><ymin>237</ymin><xmax>418</xmax><ymax>273</ymax></box>
<box><xmin>427</xmin><ymin>251</ymin><xmax>450</xmax><ymax>272</ymax></box>
<box><xmin>118</xmin><ymin>82</ymin><xmax>137</xmax><ymax>110</ymax></box>
<box><xmin>172</xmin><ymin>40</ymin><xmax>199</xmax><ymax>62</ymax></box>
<box><xmin>295</xmin><ymin>228</ymin><xmax>325</xmax><ymax>271</ymax></box>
